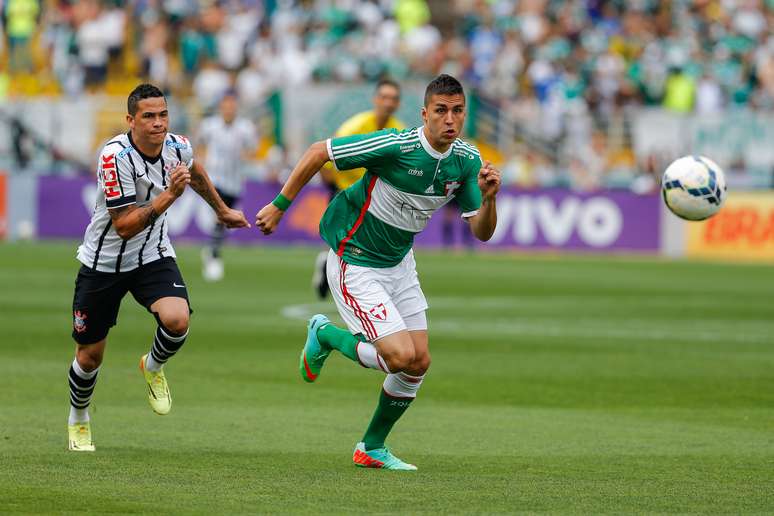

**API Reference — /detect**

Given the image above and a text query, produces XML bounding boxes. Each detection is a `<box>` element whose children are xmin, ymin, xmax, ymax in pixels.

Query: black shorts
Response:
<box><xmin>216</xmin><ymin>188</ymin><xmax>239</xmax><ymax>209</ymax></box>
<box><xmin>71</xmin><ymin>257</ymin><xmax>191</xmax><ymax>345</ymax></box>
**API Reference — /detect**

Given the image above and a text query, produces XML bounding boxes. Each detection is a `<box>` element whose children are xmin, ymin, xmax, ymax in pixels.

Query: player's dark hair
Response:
<box><xmin>127</xmin><ymin>84</ymin><xmax>165</xmax><ymax>115</ymax></box>
<box><xmin>424</xmin><ymin>74</ymin><xmax>465</xmax><ymax>106</ymax></box>
<box><xmin>375</xmin><ymin>78</ymin><xmax>400</xmax><ymax>94</ymax></box>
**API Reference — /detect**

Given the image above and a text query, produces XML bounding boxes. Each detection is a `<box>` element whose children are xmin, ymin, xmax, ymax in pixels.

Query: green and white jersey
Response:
<box><xmin>321</xmin><ymin>126</ymin><xmax>483</xmax><ymax>267</ymax></box>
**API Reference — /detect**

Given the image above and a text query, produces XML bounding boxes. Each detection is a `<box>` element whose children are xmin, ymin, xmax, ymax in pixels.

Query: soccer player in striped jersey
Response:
<box><xmin>312</xmin><ymin>78</ymin><xmax>403</xmax><ymax>299</ymax></box>
<box><xmin>256</xmin><ymin>74</ymin><xmax>501</xmax><ymax>470</ymax></box>
<box><xmin>67</xmin><ymin>84</ymin><xmax>250</xmax><ymax>451</ymax></box>
<box><xmin>196</xmin><ymin>90</ymin><xmax>258</xmax><ymax>281</ymax></box>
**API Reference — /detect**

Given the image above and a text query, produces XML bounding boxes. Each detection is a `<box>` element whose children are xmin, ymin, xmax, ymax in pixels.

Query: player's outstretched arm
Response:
<box><xmin>109</xmin><ymin>164</ymin><xmax>190</xmax><ymax>239</ymax></box>
<box><xmin>468</xmin><ymin>160</ymin><xmax>501</xmax><ymax>242</ymax></box>
<box><xmin>190</xmin><ymin>161</ymin><xmax>250</xmax><ymax>228</ymax></box>
<box><xmin>255</xmin><ymin>140</ymin><xmax>330</xmax><ymax>235</ymax></box>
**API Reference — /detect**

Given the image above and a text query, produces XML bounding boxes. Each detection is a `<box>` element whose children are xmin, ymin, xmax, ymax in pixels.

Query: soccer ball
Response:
<box><xmin>661</xmin><ymin>156</ymin><xmax>727</xmax><ymax>221</ymax></box>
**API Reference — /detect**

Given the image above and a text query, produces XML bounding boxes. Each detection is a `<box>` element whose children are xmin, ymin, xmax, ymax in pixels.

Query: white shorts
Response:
<box><xmin>326</xmin><ymin>249</ymin><xmax>428</xmax><ymax>342</ymax></box>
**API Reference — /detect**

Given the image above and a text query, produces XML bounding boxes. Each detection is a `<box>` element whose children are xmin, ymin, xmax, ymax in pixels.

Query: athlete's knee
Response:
<box><xmin>157</xmin><ymin>311</ymin><xmax>189</xmax><ymax>336</ymax></box>
<box><xmin>409</xmin><ymin>351</ymin><xmax>431</xmax><ymax>376</ymax></box>
<box><xmin>382</xmin><ymin>346</ymin><xmax>416</xmax><ymax>373</ymax></box>
<box><xmin>75</xmin><ymin>342</ymin><xmax>105</xmax><ymax>371</ymax></box>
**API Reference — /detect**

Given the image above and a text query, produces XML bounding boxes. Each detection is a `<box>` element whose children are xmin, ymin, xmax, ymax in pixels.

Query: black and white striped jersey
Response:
<box><xmin>77</xmin><ymin>131</ymin><xmax>194</xmax><ymax>273</ymax></box>
<box><xmin>197</xmin><ymin>116</ymin><xmax>257</xmax><ymax>196</ymax></box>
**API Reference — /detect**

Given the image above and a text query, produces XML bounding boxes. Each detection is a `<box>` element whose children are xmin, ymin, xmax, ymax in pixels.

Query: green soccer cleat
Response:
<box><xmin>352</xmin><ymin>442</ymin><xmax>417</xmax><ymax>471</ymax></box>
<box><xmin>299</xmin><ymin>314</ymin><xmax>331</xmax><ymax>383</ymax></box>
<box><xmin>68</xmin><ymin>421</ymin><xmax>95</xmax><ymax>452</ymax></box>
<box><xmin>140</xmin><ymin>354</ymin><xmax>171</xmax><ymax>415</ymax></box>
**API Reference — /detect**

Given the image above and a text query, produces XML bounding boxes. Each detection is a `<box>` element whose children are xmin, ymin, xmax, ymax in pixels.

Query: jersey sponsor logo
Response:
<box><xmin>165</xmin><ymin>140</ymin><xmax>189</xmax><ymax>150</ymax></box>
<box><xmin>407</xmin><ymin>168</ymin><xmax>424</xmax><ymax>177</ymax></box>
<box><xmin>400</xmin><ymin>143</ymin><xmax>421</xmax><ymax>153</ymax></box>
<box><xmin>73</xmin><ymin>310</ymin><xmax>88</xmax><ymax>333</ymax></box>
<box><xmin>117</xmin><ymin>146</ymin><xmax>132</xmax><ymax>159</ymax></box>
<box><xmin>101</xmin><ymin>154</ymin><xmax>121</xmax><ymax>199</ymax></box>
<box><xmin>444</xmin><ymin>181</ymin><xmax>461</xmax><ymax>196</ymax></box>
<box><xmin>369</xmin><ymin>303</ymin><xmax>387</xmax><ymax>321</ymax></box>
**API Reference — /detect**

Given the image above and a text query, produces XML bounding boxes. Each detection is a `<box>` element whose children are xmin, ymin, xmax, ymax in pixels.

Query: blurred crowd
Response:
<box><xmin>2</xmin><ymin>0</ymin><xmax>773</xmax><ymax>188</ymax></box>
<box><xmin>3</xmin><ymin>0</ymin><xmax>772</xmax><ymax>109</ymax></box>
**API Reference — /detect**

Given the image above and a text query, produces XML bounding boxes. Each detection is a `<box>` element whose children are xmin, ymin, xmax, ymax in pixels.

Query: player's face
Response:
<box><xmin>127</xmin><ymin>97</ymin><xmax>168</xmax><ymax>146</ymax></box>
<box><xmin>221</xmin><ymin>95</ymin><xmax>238</xmax><ymax>124</ymax></box>
<box><xmin>421</xmin><ymin>93</ymin><xmax>466</xmax><ymax>146</ymax></box>
<box><xmin>373</xmin><ymin>85</ymin><xmax>400</xmax><ymax>118</ymax></box>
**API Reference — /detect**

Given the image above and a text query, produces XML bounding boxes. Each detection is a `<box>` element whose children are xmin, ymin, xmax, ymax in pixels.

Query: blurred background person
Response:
<box><xmin>197</xmin><ymin>90</ymin><xmax>258</xmax><ymax>282</ymax></box>
<box><xmin>3</xmin><ymin>0</ymin><xmax>40</xmax><ymax>73</ymax></box>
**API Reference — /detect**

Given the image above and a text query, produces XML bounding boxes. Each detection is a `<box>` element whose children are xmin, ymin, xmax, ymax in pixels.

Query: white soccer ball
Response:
<box><xmin>661</xmin><ymin>155</ymin><xmax>727</xmax><ymax>221</ymax></box>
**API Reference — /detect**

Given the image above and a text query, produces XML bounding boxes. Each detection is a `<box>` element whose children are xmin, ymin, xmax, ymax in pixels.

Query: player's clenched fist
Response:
<box><xmin>218</xmin><ymin>208</ymin><xmax>251</xmax><ymax>229</ymax></box>
<box><xmin>255</xmin><ymin>203</ymin><xmax>284</xmax><ymax>235</ymax></box>
<box><xmin>477</xmin><ymin>160</ymin><xmax>501</xmax><ymax>199</ymax></box>
<box><xmin>168</xmin><ymin>163</ymin><xmax>191</xmax><ymax>197</ymax></box>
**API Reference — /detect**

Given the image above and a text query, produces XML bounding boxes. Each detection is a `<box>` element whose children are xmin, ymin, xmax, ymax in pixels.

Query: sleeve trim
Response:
<box><xmin>106</xmin><ymin>195</ymin><xmax>137</xmax><ymax>209</ymax></box>
<box><xmin>326</xmin><ymin>138</ymin><xmax>338</xmax><ymax>171</ymax></box>
<box><xmin>461</xmin><ymin>209</ymin><xmax>479</xmax><ymax>219</ymax></box>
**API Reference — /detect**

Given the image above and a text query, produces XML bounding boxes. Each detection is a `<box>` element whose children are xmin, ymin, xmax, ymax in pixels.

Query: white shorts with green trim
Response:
<box><xmin>326</xmin><ymin>249</ymin><xmax>428</xmax><ymax>342</ymax></box>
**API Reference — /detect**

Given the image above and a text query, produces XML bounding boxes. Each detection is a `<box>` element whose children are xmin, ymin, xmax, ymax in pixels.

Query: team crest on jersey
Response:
<box><xmin>163</xmin><ymin>161</ymin><xmax>183</xmax><ymax>174</ymax></box>
<box><xmin>101</xmin><ymin>154</ymin><xmax>121</xmax><ymax>199</ymax></box>
<box><xmin>369</xmin><ymin>303</ymin><xmax>387</xmax><ymax>321</ymax></box>
<box><xmin>73</xmin><ymin>310</ymin><xmax>88</xmax><ymax>333</ymax></box>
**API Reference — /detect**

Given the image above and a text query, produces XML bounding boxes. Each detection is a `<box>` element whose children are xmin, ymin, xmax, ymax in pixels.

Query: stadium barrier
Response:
<box><xmin>12</xmin><ymin>175</ymin><xmax>773</xmax><ymax>261</ymax></box>
<box><xmin>33</xmin><ymin>176</ymin><xmax>661</xmax><ymax>253</ymax></box>
<box><xmin>685</xmin><ymin>192</ymin><xmax>774</xmax><ymax>262</ymax></box>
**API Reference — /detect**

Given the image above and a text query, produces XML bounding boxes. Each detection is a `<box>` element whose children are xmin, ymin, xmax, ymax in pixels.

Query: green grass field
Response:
<box><xmin>1</xmin><ymin>241</ymin><xmax>773</xmax><ymax>514</ymax></box>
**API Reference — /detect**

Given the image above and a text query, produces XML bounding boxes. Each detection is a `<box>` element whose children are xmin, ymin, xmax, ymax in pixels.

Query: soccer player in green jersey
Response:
<box><xmin>256</xmin><ymin>74</ymin><xmax>501</xmax><ymax>470</ymax></box>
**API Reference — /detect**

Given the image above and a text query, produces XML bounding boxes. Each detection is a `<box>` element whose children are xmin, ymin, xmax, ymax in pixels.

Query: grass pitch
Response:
<box><xmin>1</xmin><ymin>241</ymin><xmax>773</xmax><ymax>514</ymax></box>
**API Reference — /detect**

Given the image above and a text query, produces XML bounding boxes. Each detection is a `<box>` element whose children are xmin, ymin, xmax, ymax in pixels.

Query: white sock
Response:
<box><xmin>68</xmin><ymin>406</ymin><xmax>89</xmax><ymax>425</ymax></box>
<box><xmin>383</xmin><ymin>372</ymin><xmax>425</xmax><ymax>398</ymax></box>
<box><xmin>68</xmin><ymin>359</ymin><xmax>98</xmax><ymax>425</ymax></box>
<box><xmin>72</xmin><ymin>358</ymin><xmax>98</xmax><ymax>379</ymax></box>
<box><xmin>144</xmin><ymin>353</ymin><xmax>163</xmax><ymax>372</ymax></box>
<box><xmin>356</xmin><ymin>342</ymin><xmax>392</xmax><ymax>373</ymax></box>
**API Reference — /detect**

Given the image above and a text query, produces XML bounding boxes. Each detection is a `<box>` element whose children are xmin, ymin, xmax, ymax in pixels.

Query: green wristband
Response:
<box><xmin>272</xmin><ymin>193</ymin><xmax>292</xmax><ymax>211</ymax></box>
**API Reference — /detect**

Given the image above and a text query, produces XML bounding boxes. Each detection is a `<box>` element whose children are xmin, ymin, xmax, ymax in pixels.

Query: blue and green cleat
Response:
<box><xmin>352</xmin><ymin>442</ymin><xmax>418</xmax><ymax>471</ymax></box>
<box><xmin>299</xmin><ymin>314</ymin><xmax>331</xmax><ymax>383</ymax></box>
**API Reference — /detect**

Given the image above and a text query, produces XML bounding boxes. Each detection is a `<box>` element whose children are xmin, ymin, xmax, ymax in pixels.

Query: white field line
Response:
<box><xmin>280</xmin><ymin>298</ymin><xmax>772</xmax><ymax>344</ymax></box>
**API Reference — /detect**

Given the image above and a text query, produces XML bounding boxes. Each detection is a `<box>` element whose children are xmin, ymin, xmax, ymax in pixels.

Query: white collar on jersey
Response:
<box><xmin>419</xmin><ymin>126</ymin><xmax>454</xmax><ymax>160</ymax></box>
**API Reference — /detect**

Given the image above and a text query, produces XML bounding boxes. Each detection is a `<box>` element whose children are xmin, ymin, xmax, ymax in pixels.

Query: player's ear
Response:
<box><xmin>126</xmin><ymin>114</ymin><xmax>134</xmax><ymax>128</ymax></box>
<box><xmin>420</xmin><ymin>107</ymin><xmax>427</xmax><ymax>124</ymax></box>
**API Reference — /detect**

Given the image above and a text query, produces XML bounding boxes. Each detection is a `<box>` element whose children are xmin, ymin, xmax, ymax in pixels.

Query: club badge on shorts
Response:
<box><xmin>73</xmin><ymin>310</ymin><xmax>88</xmax><ymax>333</ymax></box>
<box><xmin>369</xmin><ymin>303</ymin><xmax>387</xmax><ymax>321</ymax></box>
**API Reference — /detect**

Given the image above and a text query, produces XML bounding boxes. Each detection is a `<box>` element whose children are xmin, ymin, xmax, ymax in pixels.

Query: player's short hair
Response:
<box><xmin>127</xmin><ymin>84</ymin><xmax>165</xmax><ymax>116</ymax></box>
<box><xmin>375</xmin><ymin>78</ymin><xmax>401</xmax><ymax>94</ymax></box>
<box><xmin>424</xmin><ymin>74</ymin><xmax>465</xmax><ymax>106</ymax></box>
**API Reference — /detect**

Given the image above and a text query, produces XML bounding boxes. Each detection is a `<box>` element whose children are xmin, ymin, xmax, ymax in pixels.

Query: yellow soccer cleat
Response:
<box><xmin>140</xmin><ymin>354</ymin><xmax>172</xmax><ymax>415</ymax></box>
<box><xmin>68</xmin><ymin>421</ymin><xmax>95</xmax><ymax>452</ymax></box>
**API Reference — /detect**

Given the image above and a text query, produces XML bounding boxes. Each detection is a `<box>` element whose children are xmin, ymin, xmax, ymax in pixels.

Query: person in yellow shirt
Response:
<box><xmin>4</xmin><ymin>0</ymin><xmax>40</xmax><ymax>73</ymax></box>
<box><xmin>313</xmin><ymin>79</ymin><xmax>403</xmax><ymax>298</ymax></box>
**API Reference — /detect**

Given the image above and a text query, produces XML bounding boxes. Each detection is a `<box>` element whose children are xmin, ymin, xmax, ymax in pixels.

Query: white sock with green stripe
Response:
<box><xmin>356</xmin><ymin>342</ymin><xmax>392</xmax><ymax>373</ymax></box>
